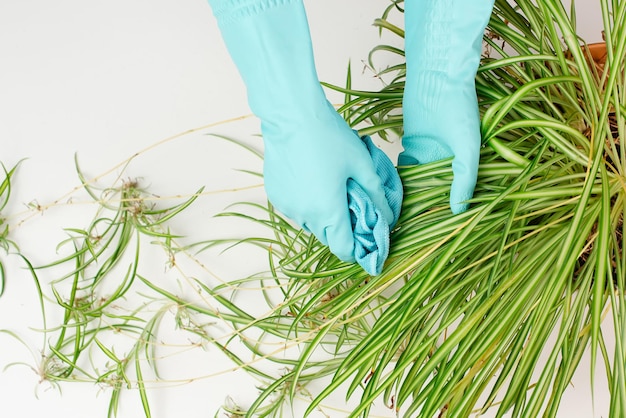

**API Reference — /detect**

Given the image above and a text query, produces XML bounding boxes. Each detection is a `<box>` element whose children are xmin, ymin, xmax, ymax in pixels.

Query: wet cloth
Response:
<box><xmin>349</xmin><ymin>135</ymin><xmax>403</xmax><ymax>275</ymax></box>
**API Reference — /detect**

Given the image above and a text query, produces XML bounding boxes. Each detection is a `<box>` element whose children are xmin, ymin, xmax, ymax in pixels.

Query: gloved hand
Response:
<box><xmin>400</xmin><ymin>0</ymin><xmax>495</xmax><ymax>214</ymax></box>
<box><xmin>208</xmin><ymin>0</ymin><xmax>397</xmax><ymax>263</ymax></box>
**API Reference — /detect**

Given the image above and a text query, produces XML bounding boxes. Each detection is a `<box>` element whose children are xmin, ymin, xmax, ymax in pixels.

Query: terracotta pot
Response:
<box><xmin>582</xmin><ymin>42</ymin><xmax>619</xmax><ymax>141</ymax></box>
<box><xmin>583</xmin><ymin>42</ymin><xmax>607</xmax><ymax>72</ymax></box>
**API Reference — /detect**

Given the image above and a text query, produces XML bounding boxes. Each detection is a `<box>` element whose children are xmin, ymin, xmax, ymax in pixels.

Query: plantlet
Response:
<box><xmin>8</xmin><ymin>156</ymin><xmax>207</xmax><ymax>417</ymax></box>
<box><xmin>0</xmin><ymin>161</ymin><xmax>22</xmax><ymax>297</ymax></box>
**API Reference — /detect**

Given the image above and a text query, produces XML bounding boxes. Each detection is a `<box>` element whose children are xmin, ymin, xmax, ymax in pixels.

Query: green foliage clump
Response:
<box><xmin>210</xmin><ymin>0</ymin><xmax>626</xmax><ymax>416</ymax></box>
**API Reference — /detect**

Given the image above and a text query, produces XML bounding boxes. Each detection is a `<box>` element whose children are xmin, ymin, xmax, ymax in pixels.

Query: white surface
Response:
<box><xmin>0</xmin><ymin>1</ymin><xmax>611</xmax><ymax>417</ymax></box>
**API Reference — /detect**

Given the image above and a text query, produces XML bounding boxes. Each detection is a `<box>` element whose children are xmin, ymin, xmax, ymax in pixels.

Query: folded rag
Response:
<box><xmin>348</xmin><ymin>135</ymin><xmax>403</xmax><ymax>276</ymax></box>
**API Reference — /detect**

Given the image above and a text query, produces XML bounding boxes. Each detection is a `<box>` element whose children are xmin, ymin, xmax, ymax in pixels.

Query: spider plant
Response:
<box><xmin>3</xmin><ymin>0</ymin><xmax>625</xmax><ymax>417</ymax></box>
<box><xmin>204</xmin><ymin>0</ymin><xmax>626</xmax><ymax>416</ymax></box>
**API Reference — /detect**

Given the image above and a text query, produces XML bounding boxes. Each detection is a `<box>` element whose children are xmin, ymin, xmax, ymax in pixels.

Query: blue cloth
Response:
<box><xmin>349</xmin><ymin>135</ymin><xmax>402</xmax><ymax>276</ymax></box>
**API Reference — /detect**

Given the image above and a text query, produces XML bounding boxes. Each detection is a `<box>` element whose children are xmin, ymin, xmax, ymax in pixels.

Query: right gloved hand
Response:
<box><xmin>208</xmin><ymin>0</ymin><xmax>398</xmax><ymax>263</ymax></box>
<box><xmin>399</xmin><ymin>0</ymin><xmax>494</xmax><ymax>214</ymax></box>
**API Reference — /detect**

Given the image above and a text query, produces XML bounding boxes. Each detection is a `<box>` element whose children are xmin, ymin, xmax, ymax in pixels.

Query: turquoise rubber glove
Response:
<box><xmin>400</xmin><ymin>0</ymin><xmax>494</xmax><ymax>214</ymax></box>
<box><xmin>208</xmin><ymin>0</ymin><xmax>398</xmax><ymax>264</ymax></box>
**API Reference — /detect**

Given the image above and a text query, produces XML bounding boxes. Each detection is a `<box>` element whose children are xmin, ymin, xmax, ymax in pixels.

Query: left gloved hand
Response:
<box><xmin>400</xmin><ymin>0</ymin><xmax>495</xmax><ymax>214</ymax></box>
<box><xmin>207</xmin><ymin>0</ymin><xmax>402</xmax><ymax>269</ymax></box>
<box><xmin>261</xmin><ymin>102</ymin><xmax>397</xmax><ymax>264</ymax></box>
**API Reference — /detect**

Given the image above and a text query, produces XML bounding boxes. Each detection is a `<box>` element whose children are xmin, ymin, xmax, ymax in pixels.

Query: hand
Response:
<box><xmin>262</xmin><ymin>101</ymin><xmax>394</xmax><ymax>262</ymax></box>
<box><xmin>398</xmin><ymin>73</ymin><xmax>482</xmax><ymax>214</ymax></box>
<box><xmin>207</xmin><ymin>0</ymin><xmax>399</xmax><ymax>264</ymax></box>
<box><xmin>400</xmin><ymin>0</ymin><xmax>495</xmax><ymax>214</ymax></box>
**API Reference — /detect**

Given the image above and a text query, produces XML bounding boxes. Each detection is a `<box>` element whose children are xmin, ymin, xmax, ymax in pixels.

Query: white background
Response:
<box><xmin>0</xmin><ymin>1</ymin><xmax>610</xmax><ymax>417</ymax></box>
